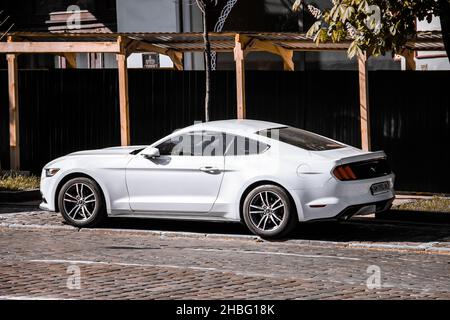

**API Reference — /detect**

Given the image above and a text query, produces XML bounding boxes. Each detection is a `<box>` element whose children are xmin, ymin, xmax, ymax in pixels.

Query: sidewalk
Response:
<box><xmin>393</xmin><ymin>194</ymin><xmax>447</xmax><ymax>206</ymax></box>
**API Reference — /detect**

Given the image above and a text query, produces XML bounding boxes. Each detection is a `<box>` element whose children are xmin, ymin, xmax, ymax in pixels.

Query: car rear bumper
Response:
<box><xmin>333</xmin><ymin>197</ymin><xmax>394</xmax><ymax>221</ymax></box>
<box><xmin>290</xmin><ymin>173</ymin><xmax>395</xmax><ymax>221</ymax></box>
<box><xmin>297</xmin><ymin>196</ymin><xmax>394</xmax><ymax>223</ymax></box>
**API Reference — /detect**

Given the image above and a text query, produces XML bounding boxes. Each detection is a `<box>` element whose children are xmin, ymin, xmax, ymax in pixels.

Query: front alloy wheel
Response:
<box><xmin>243</xmin><ymin>185</ymin><xmax>296</xmax><ymax>238</ymax></box>
<box><xmin>58</xmin><ymin>177</ymin><xmax>106</xmax><ymax>227</ymax></box>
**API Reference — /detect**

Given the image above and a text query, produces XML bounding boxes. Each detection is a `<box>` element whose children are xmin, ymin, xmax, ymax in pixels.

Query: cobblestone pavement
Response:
<box><xmin>0</xmin><ymin>206</ymin><xmax>449</xmax><ymax>299</ymax></box>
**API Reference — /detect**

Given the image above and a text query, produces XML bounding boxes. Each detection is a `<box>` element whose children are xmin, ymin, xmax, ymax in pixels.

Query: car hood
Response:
<box><xmin>68</xmin><ymin>146</ymin><xmax>147</xmax><ymax>156</ymax></box>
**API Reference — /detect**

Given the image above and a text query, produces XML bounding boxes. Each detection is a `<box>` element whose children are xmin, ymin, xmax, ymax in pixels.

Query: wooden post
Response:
<box><xmin>63</xmin><ymin>53</ymin><xmax>77</xmax><ymax>69</ymax></box>
<box><xmin>234</xmin><ymin>35</ymin><xmax>246</xmax><ymax>119</ymax></box>
<box><xmin>117</xmin><ymin>53</ymin><xmax>130</xmax><ymax>146</ymax></box>
<box><xmin>7</xmin><ymin>54</ymin><xmax>20</xmax><ymax>170</ymax></box>
<box><xmin>358</xmin><ymin>53</ymin><xmax>371</xmax><ymax>151</ymax></box>
<box><xmin>117</xmin><ymin>37</ymin><xmax>130</xmax><ymax>146</ymax></box>
<box><xmin>400</xmin><ymin>49</ymin><xmax>416</xmax><ymax>71</ymax></box>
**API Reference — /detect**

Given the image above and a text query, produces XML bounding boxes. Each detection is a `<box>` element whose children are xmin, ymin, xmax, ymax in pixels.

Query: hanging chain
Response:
<box><xmin>211</xmin><ymin>0</ymin><xmax>238</xmax><ymax>70</ymax></box>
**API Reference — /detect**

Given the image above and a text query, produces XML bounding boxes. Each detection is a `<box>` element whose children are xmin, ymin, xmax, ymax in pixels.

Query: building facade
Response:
<box><xmin>1</xmin><ymin>0</ymin><xmax>448</xmax><ymax>71</ymax></box>
<box><xmin>416</xmin><ymin>16</ymin><xmax>450</xmax><ymax>70</ymax></box>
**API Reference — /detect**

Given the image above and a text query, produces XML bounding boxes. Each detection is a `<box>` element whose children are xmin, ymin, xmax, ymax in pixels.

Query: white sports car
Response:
<box><xmin>40</xmin><ymin>120</ymin><xmax>395</xmax><ymax>238</ymax></box>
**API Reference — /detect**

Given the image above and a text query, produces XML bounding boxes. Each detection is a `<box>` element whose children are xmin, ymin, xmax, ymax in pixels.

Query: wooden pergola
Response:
<box><xmin>0</xmin><ymin>31</ymin><xmax>445</xmax><ymax>170</ymax></box>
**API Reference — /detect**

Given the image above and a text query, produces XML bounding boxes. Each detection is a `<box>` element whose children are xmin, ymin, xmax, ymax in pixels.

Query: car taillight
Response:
<box><xmin>333</xmin><ymin>165</ymin><xmax>357</xmax><ymax>181</ymax></box>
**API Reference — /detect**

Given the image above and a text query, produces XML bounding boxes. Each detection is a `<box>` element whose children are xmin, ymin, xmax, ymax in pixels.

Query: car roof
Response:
<box><xmin>181</xmin><ymin>119</ymin><xmax>286</xmax><ymax>134</ymax></box>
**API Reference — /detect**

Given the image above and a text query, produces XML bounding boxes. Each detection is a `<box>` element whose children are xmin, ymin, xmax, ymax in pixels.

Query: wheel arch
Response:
<box><xmin>54</xmin><ymin>172</ymin><xmax>109</xmax><ymax>213</ymax></box>
<box><xmin>238</xmin><ymin>180</ymin><xmax>302</xmax><ymax>223</ymax></box>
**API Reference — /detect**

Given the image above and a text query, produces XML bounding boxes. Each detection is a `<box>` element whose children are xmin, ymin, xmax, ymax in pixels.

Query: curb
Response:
<box><xmin>0</xmin><ymin>223</ymin><xmax>74</xmax><ymax>231</ymax></box>
<box><xmin>347</xmin><ymin>242</ymin><xmax>450</xmax><ymax>255</ymax></box>
<box><xmin>79</xmin><ymin>226</ymin><xmax>260</xmax><ymax>241</ymax></box>
<box><xmin>0</xmin><ymin>222</ymin><xmax>260</xmax><ymax>242</ymax></box>
<box><xmin>0</xmin><ymin>190</ymin><xmax>41</xmax><ymax>203</ymax></box>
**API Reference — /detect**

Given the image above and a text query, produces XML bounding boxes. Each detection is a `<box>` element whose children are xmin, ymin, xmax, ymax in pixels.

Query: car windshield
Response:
<box><xmin>257</xmin><ymin>127</ymin><xmax>345</xmax><ymax>151</ymax></box>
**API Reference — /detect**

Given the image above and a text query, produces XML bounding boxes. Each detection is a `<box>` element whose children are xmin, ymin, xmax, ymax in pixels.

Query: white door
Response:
<box><xmin>126</xmin><ymin>131</ymin><xmax>225</xmax><ymax>213</ymax></box>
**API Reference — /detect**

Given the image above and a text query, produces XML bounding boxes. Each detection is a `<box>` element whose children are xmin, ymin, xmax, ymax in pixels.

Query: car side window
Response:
<box><xmin>156</xmin><ymin>131</ymin><xmax>225</xmax><ymax>156</ymax></box>
<box><xmin>157</xmin><ymin>135</ymin><xmax>183</xmax><ymax>156</ymax></box>
<box><xmin>224</xmin><ymin>134</ymin><xmax>270</xmax><ymax>156</ymax></box>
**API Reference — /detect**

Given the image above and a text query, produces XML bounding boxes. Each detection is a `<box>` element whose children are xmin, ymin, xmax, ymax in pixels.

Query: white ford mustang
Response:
<box><xmin>40</xmin><ymin>120</ymin><xmax>395</xmax><ymax>238</ymax></box>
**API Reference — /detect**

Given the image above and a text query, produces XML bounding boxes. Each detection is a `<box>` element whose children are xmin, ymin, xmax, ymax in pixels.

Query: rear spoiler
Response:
<box><xmin>337</xmin><ymin>151</ymin><xmax>386</xmax><ymax>165</ymax></box>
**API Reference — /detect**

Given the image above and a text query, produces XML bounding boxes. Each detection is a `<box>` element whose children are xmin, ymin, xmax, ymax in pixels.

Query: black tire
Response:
<box><xmin>242</xmin><ymin>184</ymin><xmax>297</xmax><ymax>239</ymax></box>
<box><xmin>58</xmin><ymin>177</ymin><xmax>106</xmax><ymax>228</ymax></box>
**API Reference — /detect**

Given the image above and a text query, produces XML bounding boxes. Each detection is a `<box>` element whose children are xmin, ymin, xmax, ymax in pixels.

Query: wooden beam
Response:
<box><xmin>132</xmin><ymin>41</ymin><xmax>184</xmax><ymax>70</ymax></box>
<box><xmin>62</xmin><ymin>53</ymin><xmax>77</xmax><ymax>69</ymax></box>
<box><xmin>358</xmin><ymin>53</ymin><xmax>371</xmax><ymax>151</ymax></box>
<box><xmin>117</xmin><ymin>37</ymin><xmax>130</xmax><ymax>146</ymax></box>
<box><xmin>132</xmin><ymin>42</ymin><xmax>163</xmax><ymax>54</ymax></box>
<box><xmin>234</xmin><ymin>34</ymin><xmax>246</xmax><ymax>119</ymax></box>
<box><xmin>166</xmin><ymin>50</ymin><xmax>184</xmax><ymax>71</ymax></box>
<box><xmin>124</xmin><ymin>40</ymin><xmax>140</xmax><ymax>58</ymax></box>
<box><xmin>7</xmin><ymin>54</ymin><xmax>20</xmax><ymax>170</ymax></box>
<box><xmin>233</xmin><ymin>34</ymin><xmax>294</xmax><ymax>71</ymax></box>
<box><xmin>8</xmin><ymin>35</ymin><xmax>78</xmax><ymax>69</ymax></box>
<box><xmin>399</xmin><ymin>49</ymin><xmax>416</xmax><ymax>70</ymax></box>
<box><xmin>53</xmin><ymin>53</ymin><xmax>77</xmax><ymax>68</ymax></box>
<box><xmin>0</xmin><ymin>41</ymin><xmax>120</xmax><ymax>53</ymax></box>
<box><xmin>246</xmin><ymin>39</ymin><xmax>294</xmax><ymax>71</ymax></box>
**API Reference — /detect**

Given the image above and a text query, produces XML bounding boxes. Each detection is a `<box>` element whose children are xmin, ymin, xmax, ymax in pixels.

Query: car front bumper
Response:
<box><xmin>39</xmin><ymin>202</ymin><xmax>51</xmax><ymax>211</ymax></box>
<box><xmin>39</xmin><ymin>170</ymin><xmax>58</xmax><ymax>212</ymax></box>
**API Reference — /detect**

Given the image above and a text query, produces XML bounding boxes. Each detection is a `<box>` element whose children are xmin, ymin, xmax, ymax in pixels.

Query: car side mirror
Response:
<box><xmin>142</xmin><ymin>147</ymin><xmax>160</xmax><ymax>159</ymax></box>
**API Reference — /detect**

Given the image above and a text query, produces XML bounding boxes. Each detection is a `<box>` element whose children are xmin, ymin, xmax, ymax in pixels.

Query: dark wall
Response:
<box><xmin>370</xmin><ymin>71</ymin><xmax>450</xmax><ymax>193</ymax></box>
<box><xmin>245</xmin><ymin>71</ymin><xmax>361</xmax><ymax>147</ymax></box>
<box><xmin>0</xmin><ymin>69</ymin><xmax>449</xmax><ymax>194</ymax></box>
<box><xmin>129</xmin><ymin>70</ymin><xmax>236</xmax><ymax>145</ymax></box>
<box><xmin>0</xmin><ymin>70</ymin><xmax>120</xmax><ymax>172</ymax></box>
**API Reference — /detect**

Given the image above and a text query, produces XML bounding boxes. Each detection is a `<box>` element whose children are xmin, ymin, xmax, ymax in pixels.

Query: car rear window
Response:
<box><xmin>257</xmin><ymin>127</ymin><xmax>345</xmax><ymax>151</ymax></box>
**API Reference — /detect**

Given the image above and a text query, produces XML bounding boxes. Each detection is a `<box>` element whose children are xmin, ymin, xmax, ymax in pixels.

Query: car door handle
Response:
<box><xmin>199</xmin><ymin>166</ymin><xmax>221</xmax><ymax>174</ymax></box>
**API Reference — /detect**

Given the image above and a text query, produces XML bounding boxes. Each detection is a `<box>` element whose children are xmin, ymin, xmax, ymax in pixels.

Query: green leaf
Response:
<box><xmin>308</xmin><ymin>0</ymin><xmax>443</xmax><ymax>60</ymax></box>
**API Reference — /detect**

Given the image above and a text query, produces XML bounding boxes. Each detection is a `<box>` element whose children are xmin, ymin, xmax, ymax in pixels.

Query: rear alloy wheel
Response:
<box><xmin>58</xmin><ymin>177</ymin><xmax>106</xmax><ymax>228</ymax></box>
<box><xmin>243</xmin><ymin>185</ymin><xmax>296</xmax><ymax>239</ymax></box>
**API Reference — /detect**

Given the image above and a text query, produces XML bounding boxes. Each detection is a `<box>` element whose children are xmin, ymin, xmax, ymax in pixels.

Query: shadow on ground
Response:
<box><xmin>100</xmin><ymin>210</ymin><xmax>450</xmax><ymax>244</ymax></box>
<box><xmin>1</xmin><ymin>204</ymin><xmax>449</xmax><ymax>243</ymax></box>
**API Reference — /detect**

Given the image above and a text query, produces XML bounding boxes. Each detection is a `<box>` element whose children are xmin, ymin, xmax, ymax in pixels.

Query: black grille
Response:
<box><xmin>349</xmin><ymin>159</ymin><xmax>392</xmax><ymax>180</ymax></box>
